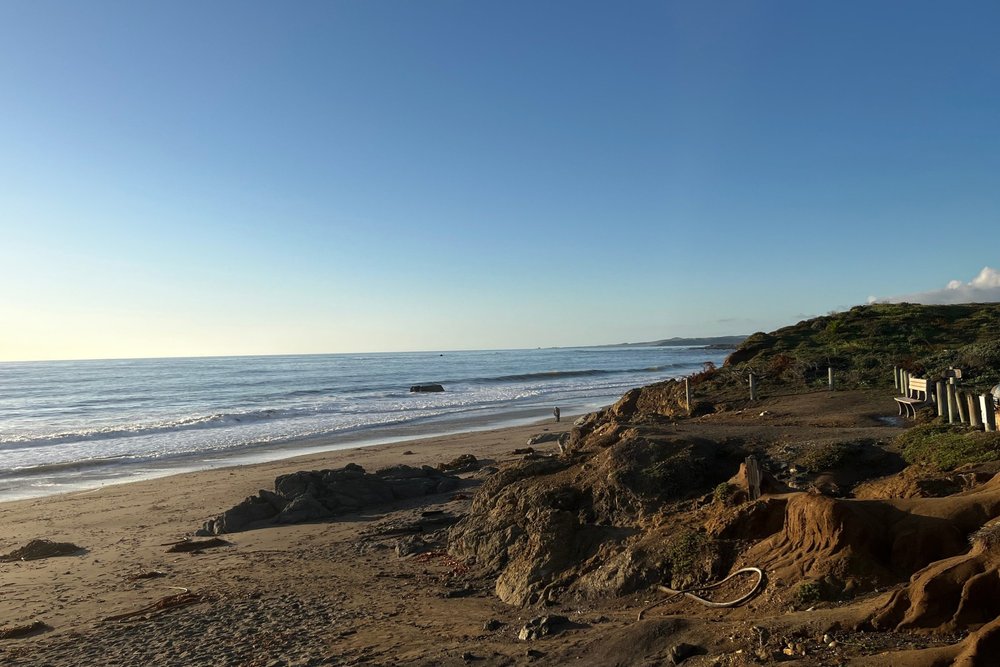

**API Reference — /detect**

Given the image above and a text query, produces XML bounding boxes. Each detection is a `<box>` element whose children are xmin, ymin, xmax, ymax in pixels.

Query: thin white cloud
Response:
<box><xmin>874</xmin><ymin>267</ymin><xmax>1000</xmax><ymax>305</ymax></box>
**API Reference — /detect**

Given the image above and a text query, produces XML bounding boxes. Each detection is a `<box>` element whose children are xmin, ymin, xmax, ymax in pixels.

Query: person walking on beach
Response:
<box><xmin>553</xmin><ymin>407</ymin><xmax>561</xmax><ymax>422</ymax></box>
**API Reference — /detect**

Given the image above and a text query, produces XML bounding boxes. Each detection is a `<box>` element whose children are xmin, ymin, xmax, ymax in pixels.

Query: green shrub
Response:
<box><xmin>664</xmin><ymin>529</ymin><xmax>716</xmax><ymax>587</ymax></box>
<box><xmin>897</xmin><ymin>423</ymin><xmax>1000</xmax><ymax>471</ymax></box>
<box><xmin>794</xmin><ymin>581</ymin><xmax>822</xmax><ymax>606</ymax></box>
<box><xmin>713</xmin><ymin>482</ymin><xmax>736</xmax><ymax>504</ymax></box>
<box><xmin>797</xmin><ymin>442</ymin><xmax>854</xmax><ymax>472</ymax></box>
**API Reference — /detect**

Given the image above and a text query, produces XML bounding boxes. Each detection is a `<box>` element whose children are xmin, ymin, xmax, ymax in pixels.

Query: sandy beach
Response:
<box><xmin>0</xmin><ymin>417</ymin><xmax>576</xmax><ymax>666</ymax></box>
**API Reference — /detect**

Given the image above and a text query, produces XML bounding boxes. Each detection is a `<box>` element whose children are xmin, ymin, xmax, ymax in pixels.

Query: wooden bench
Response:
<box><xmin>895</xmin><ymin>377</ymin><xmax>930</xmax><ymax>418</ymax></box>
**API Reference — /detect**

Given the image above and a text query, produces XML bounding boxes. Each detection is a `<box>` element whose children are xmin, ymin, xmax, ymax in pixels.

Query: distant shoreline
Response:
<box><xmin>601</xmin><ymin>334</ymin><xmax>747</xmax><ymax>348</ymax></box>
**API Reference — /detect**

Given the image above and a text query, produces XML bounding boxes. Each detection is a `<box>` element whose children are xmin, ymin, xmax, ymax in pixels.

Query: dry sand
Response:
<box><xmin>0</xmin><ymin>418</ymin><xmax>576</xmax><ymax>666</ymax></box>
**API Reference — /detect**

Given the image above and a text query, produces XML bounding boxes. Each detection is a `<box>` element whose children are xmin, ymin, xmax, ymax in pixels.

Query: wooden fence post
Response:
<box><xmin>745</xmin><ymin>456</ymin><xmax>762</xmax><ymax>501</ymax></box>
<box><xmin>894</xmin><ymin>366</ymin><xmax>900</xmax><ymax>391</ymax></box>
<box><xmin>935</xmin><ymin>381</ymin><xmax>946</xmax><ymax>418</ymax></box>
<box><xmin>684</xmin><ymin>378</ymin><xmax>691</xmax><ymax>414</ymax></box>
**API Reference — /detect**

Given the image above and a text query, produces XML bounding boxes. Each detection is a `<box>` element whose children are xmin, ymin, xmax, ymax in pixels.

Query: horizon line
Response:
<box><xmin>0</xmin><ymin>335</ymin><xmax>749</xmax><ymax>365</ymax></box>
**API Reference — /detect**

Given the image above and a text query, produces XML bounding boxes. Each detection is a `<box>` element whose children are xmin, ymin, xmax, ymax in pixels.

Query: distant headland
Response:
<box><xmin>604</xmin><ymin>335</ymin><xmax>748</xmax><ymax>349</ymax></box>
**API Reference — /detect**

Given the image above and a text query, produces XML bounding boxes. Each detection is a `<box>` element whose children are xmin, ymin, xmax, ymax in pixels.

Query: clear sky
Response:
<box><xmin>2</xmin><ymin>1</ymin><xmax>999</xmax><ymax>361</ymax></box>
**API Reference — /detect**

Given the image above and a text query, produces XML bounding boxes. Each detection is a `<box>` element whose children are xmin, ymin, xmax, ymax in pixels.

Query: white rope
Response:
<box><xmin>637</xmin><ymin>567</ymin><xmax>765</xmax><ymax>620</ymax></box>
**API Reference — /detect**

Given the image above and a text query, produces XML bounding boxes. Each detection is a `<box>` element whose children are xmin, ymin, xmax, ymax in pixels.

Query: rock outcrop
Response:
<box><xmin>448</xmin><ymin>430</ymin><xmax>740</xmax><ymax>606</ymax></box>
<box><xmin>198</xmin><ymin>463</ymin><xmax>461</xmax><ymax>535</ymax></box>
<box><xmin>871</xmin><ymin>518</ymin><xmax>1000</xmax><ymax>632</ymax></box>
<box><xmin>739</xmin><ymin>472</ymin><xmax>1000</xmax><ymax>600</ymax></box>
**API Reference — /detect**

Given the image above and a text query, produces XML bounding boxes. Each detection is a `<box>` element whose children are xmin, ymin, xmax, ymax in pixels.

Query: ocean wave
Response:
<box><xmin>0</xmin><ymin>386</ymin><xmax>543</xmax><ymax>451</ymax></box>
<box><xmin>0</xmin><ymin>407</ymin><xmax>295</xmax><ymax>450</ymax></box>
<box><xmin>1</xmin><ymin>365</ymin><xmax>693</xmax><ymax>451</ymax></box>
<box><xmin>0</xmin><ymin>454</ymin><xmax>144</xmax><ymax>479</ymax></box>
<box><xmin>445</xmin><ymin>363</ymin><xmax>688</xmax><ymax>385</ymax></box>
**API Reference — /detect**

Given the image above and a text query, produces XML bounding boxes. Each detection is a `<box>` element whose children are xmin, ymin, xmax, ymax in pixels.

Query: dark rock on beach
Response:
<box><xmin>526</xmin><ymin>432</ymin><xmax>561</xmax><ymax>446</ymax></box>
<box><xmin>669</xmin><ymin>642</ymin><xmax>705</xmax><ymax>665</ymax></box>
<box><xmin>198</xmin><ymin>463</ymin><xmax>462</xmax><ymax>535</ymax></box>
<box><xmin>410</xmin><ymin>383</ymin><xmax>444</xmax><ymax>392</ymax></box>
<box><xmin>518</xmin><ymin>615</ymin><xmax>570</xmax><ymax>641</ymax></box>
<box><xmin>437</xmin><ymin>454</ymin><xmax>479</xmax><ymax>474</ymax></box>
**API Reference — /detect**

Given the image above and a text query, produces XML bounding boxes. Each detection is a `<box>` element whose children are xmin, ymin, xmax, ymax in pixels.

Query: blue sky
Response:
<box><xmin>1</xmin><ymin>1</ymin><xmax>998</xmax><ymax>360</ymax></box>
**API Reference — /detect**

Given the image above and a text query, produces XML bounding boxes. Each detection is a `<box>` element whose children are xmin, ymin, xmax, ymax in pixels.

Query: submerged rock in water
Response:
<box><xmin>410</xmin><ymin>383</ymin><xmax>444</xmax><ymax>392</ymax></box>
<box><xmin>198</xmin><ymin>463</ymin><xmax>462</xmax><ymax>535</ymax></box>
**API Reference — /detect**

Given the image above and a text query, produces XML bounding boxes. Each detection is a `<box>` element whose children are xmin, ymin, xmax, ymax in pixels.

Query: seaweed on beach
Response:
<box><xmin>164</xmin><ymin>537</ymin><xmax>231</xmax><ymax>553</ymax></box>
<box><xmin>0</xmin><ymin>539</ymin><xmax>84</xmax><ymax>562</ymax></box>
<box><xmin>0</xmin><ymin>620</ymin><xmax>50</xmax><ymax>639</ymax></box>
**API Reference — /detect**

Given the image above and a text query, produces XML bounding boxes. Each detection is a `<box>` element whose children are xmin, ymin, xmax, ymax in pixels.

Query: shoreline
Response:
<box><xmin>0</xmin><ymin>412</ymin><xmax>572</xmax><ymax>522</ymax></box>
<box><xmin>0</xmin><ymin>402</ymin><xmax>596</xmax><ymax>503</ymax></box>
<box><xmin>2</xmin><ymin>346</ymin><xmax>728</xmax><ymax>505</ymax></box>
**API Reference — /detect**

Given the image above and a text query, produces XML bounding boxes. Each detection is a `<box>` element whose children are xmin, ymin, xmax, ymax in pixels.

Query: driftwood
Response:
<box><xmin>745</xmin><ymin>456</ymin><xmax>762</xmax><ymax>501</ymax></box>
<box><xmin>101</xmin><ymin>588</ymin><xmax>203</xmax><ymax>623</ymax></box>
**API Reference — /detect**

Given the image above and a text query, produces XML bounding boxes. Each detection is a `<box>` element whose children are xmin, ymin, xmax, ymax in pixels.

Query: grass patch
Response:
<box><xmin>796</xmin><ymin>442</ymin><xmax>855</xmax><ymax>472</ymax></box>
<box><xmin>897</xmin><ymin>423</ymin><xmax>1000</xmax><ymax>471</ymax></box>
<box><xmin>664</xmin><ymin>529</ymin><xmax>717</xmax><ymax>588</ymax></box>
<box><xmin>794</xmin><ymin>581</ymin><xmax>823</xmax><ymax>606</ymax></box>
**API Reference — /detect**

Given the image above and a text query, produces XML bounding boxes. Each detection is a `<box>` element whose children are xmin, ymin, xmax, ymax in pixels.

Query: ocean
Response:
<box><xmin>0</xmin><ymin>346</ymin><xmax>726</xmax><ymax>501</ymax></box>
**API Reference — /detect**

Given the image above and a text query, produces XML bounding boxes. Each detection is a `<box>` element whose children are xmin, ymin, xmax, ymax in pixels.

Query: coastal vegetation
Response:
<box><xmin>897</xmin><ymin>423</ymin><xmax>1000</xmax><ymax>470</ymax></box>
<box><xmin>723</xmin><ymin>302</ymin><xmax>1000</xmax><ymax>391</ymax></box>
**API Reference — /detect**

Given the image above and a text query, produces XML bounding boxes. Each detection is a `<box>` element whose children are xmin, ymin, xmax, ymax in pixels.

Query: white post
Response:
<box><xmin>967</xmin><ymin>392</ymin><xmax>982</xmax><ymax>428</ymax></box>
<box><xmin>828</xmin><ymin>366</ymin><xmax>834</xmax><ymax>391</ymax></box>
<box><xmin>956</xmin><ymin>390</ymin><xmax>968</xmax><ymax>424</ymax></box>
<box><xmin>981</xmin><ymin>394</ymin><xmax>997</xmax><ymax>432</ymax></box>
<box><xmin>947</xmin><ymin>383</ymin><xmax>956</xmax><ymax>424</ymax></box>
<box><xmin>749</xmin><ymin>374</ymin><xmax>757</xmax><ymax>401</ymax></box>
<box><xmin>684</xmin><ymin>378</ymin><xmax>691</xmax><ymax>414</ymax></box>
